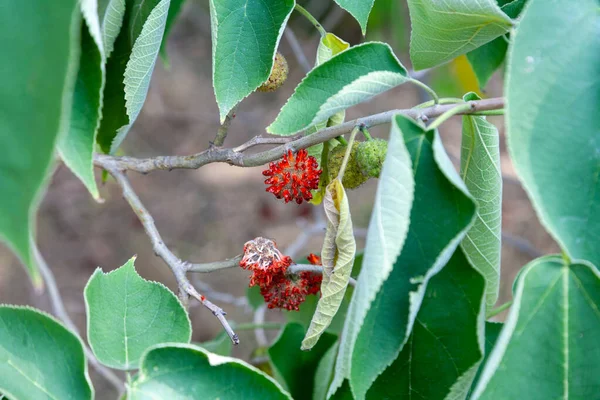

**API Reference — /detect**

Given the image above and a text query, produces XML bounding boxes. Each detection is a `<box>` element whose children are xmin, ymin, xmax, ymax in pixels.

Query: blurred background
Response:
<box><xmin>0</xmin><ymin>1</ymin><xmax>559</xmax><ymax>398</ymax></box>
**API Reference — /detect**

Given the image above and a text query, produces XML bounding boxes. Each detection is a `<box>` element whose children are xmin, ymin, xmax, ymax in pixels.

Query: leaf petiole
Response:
<box><xmin>337</xmin><ymin>126</ymin><xmax>360</xmax><ymax>182</ymax></box>
<box><xmin>294</xmin><ymin>4</ymin><xmax>326</xmax><ymax>36</ymax></box>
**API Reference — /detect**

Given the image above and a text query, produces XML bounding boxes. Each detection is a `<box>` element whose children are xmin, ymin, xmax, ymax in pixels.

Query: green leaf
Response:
<box><xmin>465</xmin><ymin>0</ymin><xmax>526</xmax><ymax>88</ymax></box>
<box><xmin>97</xmin><ymin>0</ymin><xmax>170</xmax><ymax>153</ymax></box>
<box><xmin>407</xmin><ymin>0</ymin><xmax>513</xmax><ymax>70</ymax></box>
<box><xmin>367</xmin><ymin>248</ymin><xmax>486</xmax><ymax>400</ymax></box>
<box><xmin>468</xmin><ymin>322</ymin><xmax>502</xmax><ymax>397</ymax></box>
<box><xmin>209</xmin><ymin>0</ymin><xmax>295</xmax><ymax>122</ymax></box>
<box><xmin>302</xmin><ymin>179</ymin><xmax>356</xmax><ymax>350</ymax></box>
<box><xmin>333</xmin><ymin>0</ymin><xmax>375</xmax><ymax>35</ymax></box>
<box><xmin>160</xmin><ymin>0</ymin><xmax>185</xmax><ymax>60</ymax></box>
<box><xmin>460</xmin><ymin>92</ymin><xmax>502</xmax><ymax>311</ymax></box>
<box><xmin>0</xmin><ymin>1</ymin><xmax>80</xmax><ymax>287</ymax></box>
<box><xmin>247</xmin><ymin>285</ymin><xmax>264</xmax><ymax>310</ymax></box>
<box><xmin>98</xmin><ymin>0</ymin><xmax>126</xmax><ymax>57</ymax></box>
<box><xmin>199</xmin><ymin>332</ymin><xmax>233</xmax><ymax>357</ymax></box>
<box><xmin>84</xmin><ymin>256</ymin><xmax>191</xmax><ymax>370</ymax></box>
<box><xmin>59</xmin><ymin>5</ymin><xmax>106</xmax><ymax>201</ymax></box>
<box><xmin>316</xmin><ymin>33</ymin><xmax>350</xmax><ymax>66</ymax></box>
<box><xmin>472</xmin><ymin>256</ymin><xmax>600</xmax><ymax>399</ymax></box>
<box><xmin>268</xmin><ymin>42</ymin><xmax>409</xmax><ymax>136</ymax></box>
<box><xmin>129</xmin><ymin>343</ymin><xmax>292</xmax><ymax>399</ymax></box>
<box><xmin>328</xmin><ymin>114</ymin><xmax>415</xmax><ymax>398</ymax></box>
<box><xmin>505</xmin><ymin>0</ymin><xmax>600</xmax><ymax>266</ymax></box>
<box><xmin>0</xmin><ymin>306</ymin><xmax>93</xmax><ymax>400</ymax></box>
<box><xmin>314</xmin><ymin>341</ymin><xmax>339</xmax><ymax>400</ymax></box>
<box><xmin>336</xmin><ymin>115</ymin><xmax>477</xmax><ymax>399</ymax></box>
<box><xmin>269</xmin><ymin>323</ymin><xmax>337</xmax><ymax>399</ymax></box>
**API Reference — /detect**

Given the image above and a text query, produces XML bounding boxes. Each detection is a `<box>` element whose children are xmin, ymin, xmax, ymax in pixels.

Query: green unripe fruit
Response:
<box><xmin>356</xmin><ymin>139</ymin><xmax>388</xmax><ymax>178</ymax></box>
<box><xmin>327</xmin><ymin>142</ymin><xmax>369</xmax><ymax>189</ymax></box>
<box><xmin>257</xmin><ymin>53</ymin><xmax>288</xmax><ymax>92</ymax></box>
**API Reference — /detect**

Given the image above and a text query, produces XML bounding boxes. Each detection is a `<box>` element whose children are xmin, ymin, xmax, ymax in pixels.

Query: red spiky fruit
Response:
<box><xmin>263</xmin><ymin>149</ymin><xmax>322</xmax><ymax>204</ymax></box>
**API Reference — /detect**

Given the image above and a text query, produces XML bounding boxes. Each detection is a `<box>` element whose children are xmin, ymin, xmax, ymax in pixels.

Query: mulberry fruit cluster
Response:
<box><xmin>239</xmin><ymin>237</ymin><xmax>322</xmax><ymax>310</ymax></box>
<box><xmin>263</xmin><ymin>149</ymin><xmax>322</xmax><ymax>204</ymax></box>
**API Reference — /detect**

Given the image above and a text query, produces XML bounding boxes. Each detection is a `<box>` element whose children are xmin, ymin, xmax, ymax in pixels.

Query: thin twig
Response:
<box><xmin>33</xmin><ymin>246</ymin><xmax>125</xmax><ymax>392</ymax></box>
<box><xmin>186</xmin><ymin>256</ymin><xmax>242</xmax><ymax>273</ymax></box>
<box><xmin>212</xmin><ymin>105</ymin><xmax>238</xmax><ymax>147</ymax></box>
<box><xmin>106</xmin><ymin>168</ymin><xmax>240</xmax><ymax>345</ymax></box>
<box><xmin>284</xmin><ymin>28</ymin><xmax>312</xmax><ymax>73</ymax></box>
<box><xmin>93</xmin><ymin>98</ymin><xmax>505</xmax><ymax>174</ymax></box>
<box><xmin>190</xmin><ymin>276</ymin><xmax>249</xmax><ymax>310</ymax></box>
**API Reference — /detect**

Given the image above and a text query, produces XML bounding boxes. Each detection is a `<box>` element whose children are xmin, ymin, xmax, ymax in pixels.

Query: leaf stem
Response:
<box><xmin>337</xmin><ymin>126</ymin><xmax>359</xmax><ymax>182</ymax></box>
<box><xmin>336</xmin><ymin>136</ymin><xmax>348</xmax><ymax>145</ymax></box>
<box><xmin>487</xmin><ymin>300</ymin><xmax>513</xmax><ymax>318</ymax></box>
<box><xmin>361</xmin><ymin>128</ymin><xmax>373</xmax><ymax>141</ymax></box>
<box><xmin>414</xmin><ymin>97</ymin><xmax>464</xmax><ymax>108</ymax></box>
<box><xmin>427</xmin><ymin>103</ymin><xmax>474</xmax><ymax>130</ymax></box>
<box><xmin>409</xmin><ymin>78</ymin><xmax>439</xmax><ymax>104</ymax></box>
<box><xmin>294</xmin><ymin>4</ymin><xmax>326</xmax><ymax>36</ymax></box>
<box><xmin>471</xmin><ymin>109</ymin><xmax>505</xmax><ymax>116</ymax></box>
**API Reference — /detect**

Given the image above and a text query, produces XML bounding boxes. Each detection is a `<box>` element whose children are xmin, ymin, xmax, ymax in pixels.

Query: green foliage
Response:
<box><xmin>98</xmin><ymin>0</ymin><xmax>126</xmax><ymax>57</ymax></box>
<box><xmin>472</xmin><ymin>256</ymin><xmax>600</xmax><ymax>399</ymax></box>
<box><xmin>97</xmin><ymin>0</ymin><xmax>170</xmax><ymax>153</ymax></box>
<box><xmin>330</xmin><ymin>115</ymin><xmax>415</xmax><ymax>398</ymax></box>
<box><xmin>302</xmin><ymin>179</ymin><xmax>356</xmax><ymax>350</ymax></box>
<box><xmin>407</xmin><ymin>0</ymin><xmax>513</xmax><ymax>70</ymax></box>
<box><xmin>268</xmin><ymin>43</ymin><xmax>409</xmax><ymax>135</ymax></box>
<box><xmin>199</xmin><ymin>332</ymin><xmax>233</xmax><ymax>357</ymax></box>
<box><xmin>128</xmin><ymin>344</ymin><xmax>292</xmax><ymax>399</ymax></box>
<box><xmin>0</xmin><ymin>306</ymin><xmax>93</xmax><ymax>400</ymax></box>
<box><xmin>269</xmin><ymin>323</ymin><xmax>337</xmax><ymax>399</ymax></box>
<box><xmin>314</xmin><ymin>342</ymin><xmax>340</xmax><ymax>400</ymax></box>
<box><xmin>460</xmin><ymin>92</ymin><xmax>502</xmax><ymax>310</ymax></box>
<box><xmin>0</xmin><ymin>0</ymin><xmax>80</xmax><ymax>286</ymax></box>
<box><xmin>84</xmin><ymin>257</ymin><xmax>191</xmax><ymax>370</ymax></box>
<box><xmin>333</xmin><ymin>0</ymin><xmax>376</xmax><ymax>34</ymax></box>
<box><xmin>505</xmin><ymin>0</ymin><xmax>600</xmax><ymax>266</ymax></box>
<box><xmin>160</xmin><ymin>0</ymin><xmax>186</xmax><ymax>60</ymax></box>
<box><xmin>367</xmin><ymin>248</ymin><xmax>486</xmax><ymax>400</ymax></box>
<box><xmin>209</xmin><ymin>0</ymin><xmax>295</xmax><ymax>122</ymax></box>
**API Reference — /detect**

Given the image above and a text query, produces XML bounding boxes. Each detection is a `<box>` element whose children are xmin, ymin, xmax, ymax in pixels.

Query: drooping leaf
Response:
<box><xmin>160</xmin><ymin>0</ymin><xmax>185</xmax><ymax>60</ymax></box>
<box><xmin>97</xmin><ymin>0</ymin><xmax>170</xmax><ymax>153</ymax></box>
<box><xmin>0</xmin><ymin>306</ymin><xmax>93</xmax><ymax>400</ymax></box>
<box><xmin>333</xmin><ymin>0</ymin><xmax>375</xmax><ymax>34</ymax></box>
<box><xmin>407</xmin><ymin>0</ymin><xmax>513</xmax><ymax>70</ymax></box>
<box><xmin>314</xmin><ymin>341</ymin><xmax>340</xmax><ymax>400</ymax></box>
<box><xmin>334</xmin><ymin>115</ymin><xmax>477</xmax><ymax>399</ymax></box>
<box><xmin>302</xmin><ymin>179</ymin><xmax>356</xmax><ymax>350</ymax></box>
<box><xmin>199</xmin><ymin>332</ymin><xmax>232</xmax><ymax>357</ymax></box>
<box><xmin>268</xmin><ymin>42</ymin><xmax>409</xmax><ymax>136</ymax></box>
<box><xmin>84</xmin><ymin>256</ymin><xmax>191</xmax><ymax>370</ymax></box>
<box><xmin>209</xmin><ymin>0</ymin><xmax>295</xmax><ymax>122</ymax></box>
<box><xmin>328</xmin><ymin>114</ymin><xmax>415</xmax><ymax>398</ymax></box>
<box><xmin>0</xmin><ymin>0</ymin><xmax>80</xmax><ymax>287</ymax></box>
<box><xmin>460</xmin><ymin>92</ymin><xmax>502</xmax><ymax>310</ymax></box>
<box><xmin>472</xmin><ymin>256</ymin><xmax>600</xmax><ymax>399</ymax></box>
<box><xmin>505</xmin><ymin>0</ymin><xmax>600</xmax><ymax>266</ymax></box>
<box><xmin>366</xmin><ymin>248</ymin><xmax>486</xmax><ymax>400</ymax></box>
<box><xmin>129</xmin><ymin>344</ymin><xmax>292</xmax><ymax>399</ymax></box>
<box><xmin>98</xmin><ymin>0</ymin><xmax>126</xmax><ymax>57</ymax></box>
<box><xmin>59</xmin><ymin>3</ymin><xmax>106</xmax><ymax>201</ymax></box>
<box><xmin>269</xmin><ymin>323</ymin><xmax>337</xmax><ymax>399</ymax></box>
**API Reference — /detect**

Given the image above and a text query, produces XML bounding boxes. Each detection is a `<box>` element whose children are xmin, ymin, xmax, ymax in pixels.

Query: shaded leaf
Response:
<box><xmin>472</xmin><ymin>256</ymin><xmax>600</xmax><ymax>399</ymax></box>
<box><xmin>314</xmin><ymin>341</ymin><xmax>339</xmax><ymax>400</ymax></box>
<box><xmin>84</xmin><ymin>256</ymin><xmax>191</xmax><ymax>370</ymax></box>
<box><xmin>302</xmin><ymin>179</ymin><xmax>356</xmax><ymax>350</ymax></box>
<box><xmin>468</xmin><ymin>322</ymin><xmax>502</xmax><ymax>397</ymax></box>
<box><xmin>460</xmin><ymin>92</ymin><xmax>502</xmax><ymax>310</ymax></box>
<box><xmin>199</xmin><ymin>332</ymin><xmax>232</xmax><ymax>357</ymax></box>
<box><xmin>407</xmin><ymin>0</ymin><xmax>512</xmax><ymax>70</ymax></box>
<box><xmin>209</xmin><ymin>0</ymin><xmax>295</xmax><ymax>122</ymax></box>
<box><xmin>367</xmin><ymin>248</ymin><xmax>486</xmax><ymax>400</ymax></box>
<box><xmin>268</xmin><ymin>42</ymin><xmax>408</xmax><ymax>136</ymax></box>
<box><xmin>129</xmin><ymin>344</ymin><xmax>292</xmax><ymax>399</ymax></box>
<box><xmin>505</xmin><ymin>0</ymin><xmax>600</xmax><ymax>266</ymax></box>
<box><xmin>333</xmin><ymin>0</ymin><xmax>376</xmax><ymax>34</ymax></box>
<box><xmin>269</xmin><ymin>323</ymin><xmax>337</xmax><ymax>399</ymax></box>
<box><xmin>0</xmin><ymin>306</ymin><xmax>93</xmax><ymax>400</ymax></box>
<box><xmin>0</xmin><ymin>0</ymin><xmax>80</xmax><ymax>286</ymax></box>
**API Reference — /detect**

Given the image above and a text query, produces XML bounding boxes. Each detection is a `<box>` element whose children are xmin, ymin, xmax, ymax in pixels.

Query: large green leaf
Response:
<box><xmin>366</xmin><ymin>248</ymin><xmax>486</xmax><ymax>400</ymax></box>
<box><xmin>269</xmin><ymin>323</ymin><xmax>337</xmax><ymax>399</ymax></box>
<box><xmin>268</xmin><ymin>42</ymin><xmax>409</xmax><ymax>136</ymax></box>
<box><xmin>209</xmin><ymin>0</ymin><xmax>295</xmax><ymax>122</ymax></box>
<box><xmin>0</xmin><ymin>1</ymin><xmax>80</xmax><ymax>287</ymax></box>
<box><xmin>460</xmin><ymin>92</ymin><xmax>502</xmax><ymax>311</ymax></box>
<box><xmin>328</xmin><ymin>114</ymin><xmax>414</xmax><ymax>397</ymax></box>
<box><xmin>60</xmin><ymin>2</ymin><xmax>106</xmax><ymax>201</ymax></box>
<box><xmin>333</xmin><ymin>0</ymin><xmax>376</xmax><ymax>34</ymax></box>
<box><xmin>407</xmin><ymin>0</ymin><xmax>513</xmax><ymax>70</ymax></box>
<box><xmin>334</xmin><ymin>115</ymin><xmax>477</xmax><ymax>399</ymax></box>
<box><xmin>472</xmin><ymin>256</ymin><xmax>600</xmax><ymax>399</ymax></box>
<box><xmin>505</xmin><ymin>0</ymin><xmax>600</xmax><ymax>265</ymax></box>
<box><xmin>314</xmin><ymin>341</ymin><xmax>340</xmax><ymax>400</ymax></box>
<box><xmin>97</xmin><ymin>0</ymin><xmax>170</xmax><ymax>153</ymax></box>
<box><xmin>468</xmin><ymin>322</ymin><xmax>502</xmax><ymax>397</ymax></box>
<box><xmin>0</xmin><ymin>306</ymin><xmax>93</xmax><ymax>400</ymax></box>
<box><xmin>129</xmin><ymin>343</ymin><xmax>292</xmax><ymax>399</ymax></box>
<box><xmin>84</xmin><ymin>256</ymin><xmax>191</xmax><ymax>370</ymax></box>
<box><xmin>98</xmin><ymin>0</ymin><xmax>126</xmax><ymax>57</ymax></box>
<box><xmin>302</xmin><ymin>179</ymin><xmax>356</xmax><ymax>350</ymax></box>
